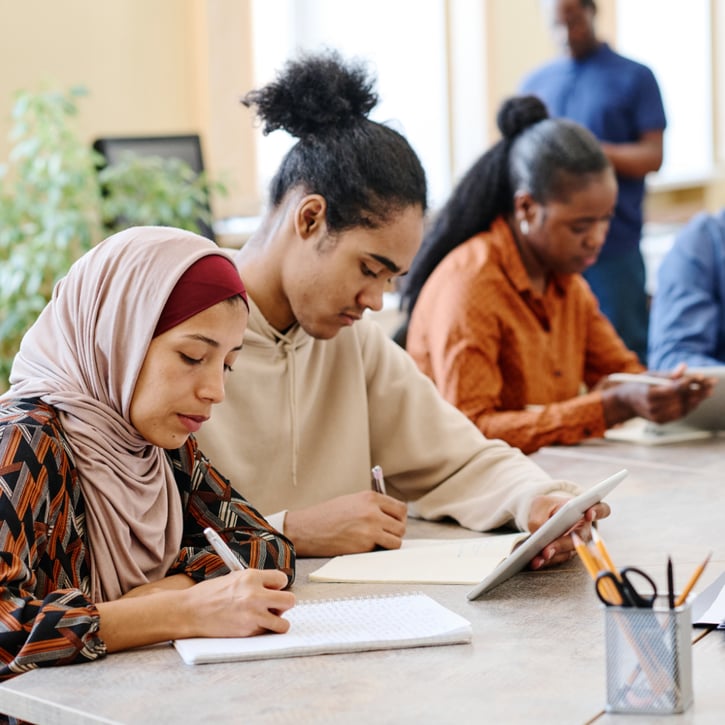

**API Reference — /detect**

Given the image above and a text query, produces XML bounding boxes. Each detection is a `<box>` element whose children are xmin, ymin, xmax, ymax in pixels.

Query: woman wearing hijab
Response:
<box><xmin>0</xmin><ymin>226</ymin><xmax>295</xmax><ymax>679</ymax></box>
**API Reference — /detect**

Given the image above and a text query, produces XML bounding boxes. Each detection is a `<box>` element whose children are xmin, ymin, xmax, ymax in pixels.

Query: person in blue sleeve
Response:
<box><xmin>520</xmin><ymin>0</ymin><xmax>666</xmax><ymax>365</ymax></box>
<box><xmin>648</xmin><ymin>209</ymin><xmax>725</xmax><ymax>370</ymax></box>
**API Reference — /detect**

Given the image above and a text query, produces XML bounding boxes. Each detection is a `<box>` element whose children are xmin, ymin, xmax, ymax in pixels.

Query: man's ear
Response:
<box><xmin>294</xmin><ymin>195</ymin><xmax>327</xmax><ymax>240</ymax></box>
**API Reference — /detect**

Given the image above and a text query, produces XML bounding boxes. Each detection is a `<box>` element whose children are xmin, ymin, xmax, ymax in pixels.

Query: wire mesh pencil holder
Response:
<box><xmin>603</xmin><ymin>596</ymin><xmax>693</xmax><ymax>714</ymax></box>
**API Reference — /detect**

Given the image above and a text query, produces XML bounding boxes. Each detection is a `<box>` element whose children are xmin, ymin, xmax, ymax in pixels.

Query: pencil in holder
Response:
<box><xmin>603</xmin><ymin>596</ymin><xmax>693</xmax><ymax>714</ymax></box>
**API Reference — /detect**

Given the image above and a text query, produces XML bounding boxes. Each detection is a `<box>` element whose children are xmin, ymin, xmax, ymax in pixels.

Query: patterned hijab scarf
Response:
<box><xmin>3</xmin><ymin>226</ymin><xmax>245</xmax><ymax>601</ymax></box>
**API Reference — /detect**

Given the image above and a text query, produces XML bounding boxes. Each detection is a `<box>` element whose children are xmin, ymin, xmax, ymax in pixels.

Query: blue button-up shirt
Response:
<box><xmin>521</xmin><ymin>43</ymin><xmax>667</xmax><ymax>259</ymax></box>
<box><xmin>648</xmin><ymin>210</ymin><xmax>725</xmax><ymax>369</ymax></box>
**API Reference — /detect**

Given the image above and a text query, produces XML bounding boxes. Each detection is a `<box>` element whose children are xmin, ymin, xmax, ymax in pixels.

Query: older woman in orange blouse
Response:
<box><xmin>400</xmin><ymin>96</ymin><xmax>710</xmax><ymax>454</ymax></box>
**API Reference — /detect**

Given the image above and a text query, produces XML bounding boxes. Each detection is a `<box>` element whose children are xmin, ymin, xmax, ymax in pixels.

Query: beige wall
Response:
<box><xmin>0</xmin><ymin>0</ymin><xmax>258</xmax><ymax>219</ymax></box>
<box><xmin>189</xmin><ymin>0</ymin><xmax>258</xmax><ymax>217</ymax></box>
<box><xmin>484</xmin><ymin>0</ymin><xmax>554</xmax><ymax>138</ymax></box>
<box><xmin>0</xmin><ymin>1</ymin><xmax>199</xmax><ymax>148</ymax></box>
<box><xmin>1</xmin><ymin>0</ymin><xmax>722</xmax><ymax>223</ymax></box>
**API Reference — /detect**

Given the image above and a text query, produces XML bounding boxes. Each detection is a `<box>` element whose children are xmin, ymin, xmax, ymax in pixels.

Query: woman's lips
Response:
<box><xmin>178</xmin><ymin>414</ymin><xmax>208</xmax><ymax>433</ymax></box>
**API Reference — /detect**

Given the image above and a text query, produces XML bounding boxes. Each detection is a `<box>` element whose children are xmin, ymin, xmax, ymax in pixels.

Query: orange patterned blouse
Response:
<box><xmin>407</xmin><ymin>218</ymin><xmax>644</xmax><ymax>454</ymax></box>
<box><xmin>0</xmin><ymin>398</ymin><xmax>295</xmax><ymax>680</ymax></box>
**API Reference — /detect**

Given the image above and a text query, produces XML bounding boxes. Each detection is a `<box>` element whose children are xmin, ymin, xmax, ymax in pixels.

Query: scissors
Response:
<box><xmin>595</xmin><ymin>566</ymin><xmax>657</xmax><ymax>608</ymax></box>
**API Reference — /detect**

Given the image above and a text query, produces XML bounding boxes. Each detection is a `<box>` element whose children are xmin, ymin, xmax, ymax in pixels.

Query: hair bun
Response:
<box><xmin>242</xmin><ymin>49</ymin><xmax>379</xmax><ymax>139</ymax></box>
<box><xmin>496</xmin><ymin>95</ymin><xmax>549</xmax><ymax>140</ymax></box>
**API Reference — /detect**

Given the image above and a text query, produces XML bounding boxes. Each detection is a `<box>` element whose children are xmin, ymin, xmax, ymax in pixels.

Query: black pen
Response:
<box><xmin>667</xmin><ymin>555</ymin><xmax>675</xmax><ymax>609</ymax></box>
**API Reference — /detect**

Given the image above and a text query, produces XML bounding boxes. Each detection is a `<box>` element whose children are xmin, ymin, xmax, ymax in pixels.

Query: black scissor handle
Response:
<box><xmin>618</xmin><ymin>566</ymin><xmax>657</xmax><ymax>608</ymax></box>
<box><xmin>595</xmin><ymin>567</ymin><xmax>657</xmax><ymax>608</ymax></box>
<box><xmin>595</xmin><ymin>570</ymin><xmax>623</xmax><ymax>607</ymax></box>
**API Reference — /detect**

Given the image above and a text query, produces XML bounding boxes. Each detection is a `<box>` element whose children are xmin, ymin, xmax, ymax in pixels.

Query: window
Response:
<box><xmin>249</xmin><ymin>0</ymin><xmax>452</xmax><ymax>209</ymax></box>
<box><xmin>616</xmin><ymin>0</ymin><xmax>713</xmax><ymax>186</ymax></box>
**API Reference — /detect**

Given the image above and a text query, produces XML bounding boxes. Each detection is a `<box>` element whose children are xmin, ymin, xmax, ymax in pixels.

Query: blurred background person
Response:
<box><xmin>400</xmin><ymin>96</ymin><xmax>709</xmax><ymax>455</ymax></box>
<box><xmin>649</xmin><ymin>209</ymin><xmax>725</xmax><ymax>369</ymax></box>
<box><xmin>520</xmin><ymin>0</ymin><xmax>666</xmax><ymax>365</ymax></box>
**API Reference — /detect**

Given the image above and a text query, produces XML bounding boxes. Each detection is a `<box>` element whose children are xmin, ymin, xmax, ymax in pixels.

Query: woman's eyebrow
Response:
<box><xmin>183</xmin><ymin>334</ymin><xmax>243</xmax><ymax>353</ymax></box>
<box><xmin>183</xmin><ymin>334</ymin><xmax>219</xmax><ymax>348</ymax></box>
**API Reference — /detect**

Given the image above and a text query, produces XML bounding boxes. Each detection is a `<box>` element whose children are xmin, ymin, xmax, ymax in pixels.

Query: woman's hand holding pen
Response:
<box><xmin>182</xmin><ymin>569</ymin><xmax>295</xmax><ymax>637</ymax></box>
<box><xmin>96</xmin><ymin>569</ymin><xmax>294</xmax><ymax>652</ymax></box>
<box><xmin>283</xmin><ymin>491</ymin><xmax>407</xmax><ymax>557</ymax></box>
<box><xmin>526</xmin><ymin>494</ymin><xmax>611</xmax><ymax>571</ymax></box>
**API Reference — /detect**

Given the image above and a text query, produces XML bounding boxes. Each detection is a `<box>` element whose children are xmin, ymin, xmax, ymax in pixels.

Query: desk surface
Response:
<box><xmin>1</xmin><ymin>438</ymin><xmax>723</xmax><ymax>725</ymax></box>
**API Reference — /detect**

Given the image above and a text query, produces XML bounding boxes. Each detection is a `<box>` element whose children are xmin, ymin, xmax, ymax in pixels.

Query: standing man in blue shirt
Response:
<box><xmin>520</xmin><ymin>0</ymin><xmax>666</xmax><ymax>364</ymax></box>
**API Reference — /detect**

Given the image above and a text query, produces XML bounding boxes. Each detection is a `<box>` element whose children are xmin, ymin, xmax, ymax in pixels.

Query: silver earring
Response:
<box><xmin>520</xmin><ymin>218</ymin><xmax>529</xmax><ymax>235</ymax></box>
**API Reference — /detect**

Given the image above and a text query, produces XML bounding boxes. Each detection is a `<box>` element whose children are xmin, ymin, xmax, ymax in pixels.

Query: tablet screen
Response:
<box><xmin>466</xmin><ymin>469</ymin><xmax>627</xmax><ymax>600</ymax></box>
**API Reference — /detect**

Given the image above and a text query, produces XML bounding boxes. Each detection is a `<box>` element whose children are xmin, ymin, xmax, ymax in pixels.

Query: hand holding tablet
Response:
<box><xmin>467</xmin><ymin>469</ymin><xmax>627</xmax><ymax>600</ymax></box>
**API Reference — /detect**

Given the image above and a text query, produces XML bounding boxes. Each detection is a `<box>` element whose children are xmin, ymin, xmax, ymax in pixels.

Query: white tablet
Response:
<box><xmin>605</xmin><ymin>366</ymin><xmax>725</xmax><ymax>444</ymax></box>
<box><xmin>662</xmin><ymin>366</ymin><xmax>725</xmax><ymax>432</ymax></box>
<box><xmin>466</xmin><ymin>468</ymin><xmax>627</xmax><ymax>600</ymax></box>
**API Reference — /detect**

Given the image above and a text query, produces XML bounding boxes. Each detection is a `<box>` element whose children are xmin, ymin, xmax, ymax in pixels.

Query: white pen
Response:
<box><xmin>204</xmin><ymin>526</ymin><xmax>248</xmax><ymax>571</ymax></box>
<box><xmin>371</xmin><ymin>465</ymin><xmax>387</xmax><ymax>495</ymax></box>
<box><xmin>607</xmin><ymin>373</ymin><xmax>674</xmax><ymax>387</ymax></box>
<box><xmin>608</xmin><ymin>372</ymin><xmax>705</xmax><ymax>391</ymax></box>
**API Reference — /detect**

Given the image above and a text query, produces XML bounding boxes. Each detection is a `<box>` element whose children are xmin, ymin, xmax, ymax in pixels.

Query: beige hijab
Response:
<box><xmin>4</xmin><ymin>226</ymin><xmax>237</xmax><ymax>602</ymax></box>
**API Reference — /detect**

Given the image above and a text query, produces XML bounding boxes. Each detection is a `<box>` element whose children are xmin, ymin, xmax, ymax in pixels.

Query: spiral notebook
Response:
<box><xmin>173</xmin><ymin>592</ymin><xmax>472</xmax><ymax>665</ymax></box>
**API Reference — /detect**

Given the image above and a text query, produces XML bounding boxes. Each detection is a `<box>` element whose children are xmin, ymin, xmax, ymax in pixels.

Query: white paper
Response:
<box><xmin>697</xmin><ymin>584</ymin><xmax>725</xmax><ymax>626</ymax></box>
<box><xmin>308</xmin><ymin>534</ymin><xmax>524</xmax><ymax>584</ymax></box>
<box><xmin>174</xmin><ymin>592</ymin><xmax>472</xmax><ymax>664</ymax></box>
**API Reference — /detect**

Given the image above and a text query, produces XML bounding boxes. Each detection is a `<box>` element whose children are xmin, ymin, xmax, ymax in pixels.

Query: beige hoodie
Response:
<box><xmin>196</xmin><ymin>298</ymin><xmax>580</xmax><ymax>533</ymax></box>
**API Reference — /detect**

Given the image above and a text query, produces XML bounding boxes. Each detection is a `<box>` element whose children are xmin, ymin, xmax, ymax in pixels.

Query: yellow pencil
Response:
<box><xmin>675</xmin><ymin>552</ymin><xmax>712</xmax><ymax>607</ymax></box>
<box><xmin>572</xmin><ymin>532</ymin><xmax>623</xmax><ymax>606</ymax></box>
<box><xmin>571</xmin><ymin>531</ymin><xmax>600</xmax><ymax>580</ymax></box>
<box><xmin>591</xmin><ymin>528</ymin><xmax>620</xmax><ymax>580</ymax></box>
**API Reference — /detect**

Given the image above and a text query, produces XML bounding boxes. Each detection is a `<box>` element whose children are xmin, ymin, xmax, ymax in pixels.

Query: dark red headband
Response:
<box><xmin>154</xmin><ymin>255</ymin><xmax>248</xmax><ymax>338</ymax></box>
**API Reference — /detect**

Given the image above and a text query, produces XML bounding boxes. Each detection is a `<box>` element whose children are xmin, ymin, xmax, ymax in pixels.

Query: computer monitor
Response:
<box><xmin>93</xmin><ymin>134</ymin><xmax>215</xmax><ymax>241</ymax></box>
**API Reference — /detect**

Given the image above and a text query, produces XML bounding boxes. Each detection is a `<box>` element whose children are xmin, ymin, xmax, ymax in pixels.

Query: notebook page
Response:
<box><xmin>604</xmin><ymin>417</ymin><xmax>712</xmax><ymax>445</ymax></box>
<box><xmin>696</xmin><ymin>584</ymin><xmax>725</xmax><ymax>626</ymax></box>
<box><xmin>692</xmin><ymin>571</ymin><xmax>725</xmax><ymax>626</ymax></box>
<box><xmin>174</xmin><ymin>592</ymin><xmax>472</xmax><ymax>664</ymax></box>
<box><xmin>308</xmin><ymin>534</ymin><xmax>524</xmax><ymax>584</ymax></box>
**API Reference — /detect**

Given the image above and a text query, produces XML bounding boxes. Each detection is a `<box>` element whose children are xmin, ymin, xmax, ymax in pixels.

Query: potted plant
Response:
<box><xmin>0</xmin><ymin>86</ymin><xmax>224</xmax><ymax>390</ymax></box>
<box><xmin>98</xmin><ymin>153</ymin><xmax>223</xmax><ymax>236</ymax></box>
<box><xmin>0</xmin><ymin>86</ymin><xmax>101</xmax><ymax>388</ymax></box>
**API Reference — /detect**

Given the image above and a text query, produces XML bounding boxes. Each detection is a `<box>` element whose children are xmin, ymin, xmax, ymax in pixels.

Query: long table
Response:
<box><xmin>1</xmin><ymin>435</ymin><xmax>723</xmax><ymax>724</ymax></box>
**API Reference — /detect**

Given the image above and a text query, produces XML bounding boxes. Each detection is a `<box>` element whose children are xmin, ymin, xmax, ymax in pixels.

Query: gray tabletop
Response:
<box><xmin>1</xmin><ymin>435</ymin><xmax>723</xmax><ymax>724</ymax></box>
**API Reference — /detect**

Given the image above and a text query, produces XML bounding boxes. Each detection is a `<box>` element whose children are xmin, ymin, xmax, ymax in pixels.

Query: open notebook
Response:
<box><xmin>604</xmin><ymin>418</ymin><xmax>714</xmax><ymax>445</ymax></box>
<box><xmin>308</xmin><ymin>535</ymin><xmax>524</xmax><ymax>585</ymax></box>
<box><xmin>605</xmin><ymin>366</ymin><xmax>725</xmax><ymax>445</ymax></box>
<box><xmin>173</xmin><ymin>592</ymin><xmax>472</xmax><ymax>665</ymax></box>
<box><xmin>692</xmin><ymin>571</ymin><xmax>725</xmax><ymax>628</ymax></box>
